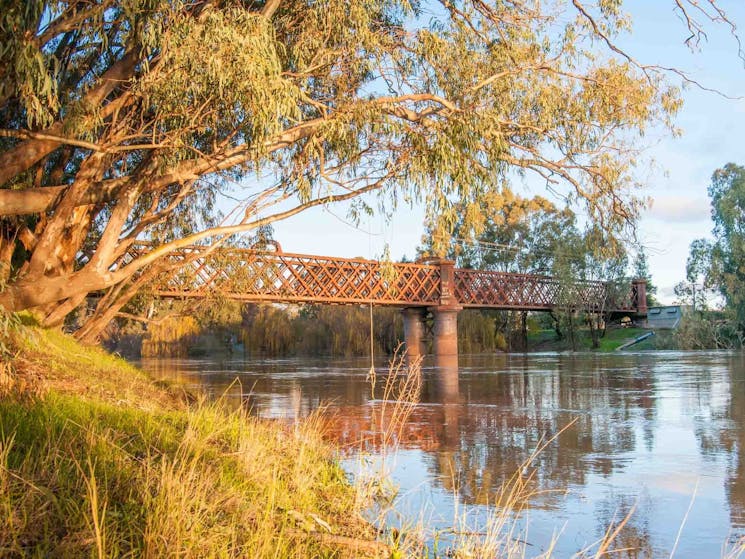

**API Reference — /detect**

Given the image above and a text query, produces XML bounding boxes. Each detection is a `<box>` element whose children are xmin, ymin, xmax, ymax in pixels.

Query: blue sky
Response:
<box><xmin>270</xmin><ymin>1</ymin><xmax>745</xmax><ymax>304</ymax></box>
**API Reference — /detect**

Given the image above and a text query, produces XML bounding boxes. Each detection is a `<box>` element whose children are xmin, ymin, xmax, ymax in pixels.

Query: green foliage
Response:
<box><xmin>673</xmin><ymin>312</ymin><xmax>742</xmax><ymax>350</ymax></box>
<box><xmin>138</xmin><ymin>302</ymin><xmax>512</xmax><ymax>358</ymax></box>
<box><xmin>141</xmin><ymin>315</ymin><xmax>200</xmax><ymax>357</ymax></box>
<box><xmin>0</xmin><ymin>0</ymin><xmax>702</xmax><ymax>332</ymax></box>
<box><xmin>423</xmin><ymin>192</ymin><xmax>576</xmax><ymax>273</ymax></box>
<box><xmin>681</xmin><ymin>164</ymin><xmax>745</xmax><ymax>343</ymax></box>
<box><xmin>139</xmin><ymin>6</ymin><xmax>300</xmax><ymax>158</ymax></box>
<box><xmin>527</xmin><ymin>326</ymin><xmax>657</xmax><ymax>352</ymax></box>
<box><xmin>707</xmin><ymin>164</ymin><xmax>745</xmax><ymax>328</ymax></box>
<box><xmin>420</xmin><ymin>191</ymin><xmax>630</xmax><ymax>351</ymax></box>
<box><xmin>457</xmin><ymin>310</ymin><xmax>505</xmax><ymax>353</ymax></box>
<box><xmin>547</xmin><ymin>225</ymin><xmax>628</xmax><ymax>350</ymax></box>
<box><xmin>0</xmin><ymin>1</ymin><xmax>59</xmax><ymax>127</ymax></box>
<box><xmin>241</xmin><ymin>304</ymin><xmax>296</xmax><ymax>355</ymax></box>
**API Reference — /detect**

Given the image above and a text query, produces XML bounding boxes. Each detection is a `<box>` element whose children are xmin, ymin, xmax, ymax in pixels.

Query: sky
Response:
<box><xmin>269</xmin><ymin>1</ymin><xmax>745</xmax><ymax>305</ymax></box>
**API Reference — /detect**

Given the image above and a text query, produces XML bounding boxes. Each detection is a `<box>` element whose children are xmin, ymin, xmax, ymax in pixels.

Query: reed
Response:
<box><xmin>3</xmin><ymin>317</ymin><xmax>743</xmax><ymax>558</ymax></box>
<box><xmin>0</xmin><ymin>320</ymin><xmax>383</xmax><ymax>558</ymax></box>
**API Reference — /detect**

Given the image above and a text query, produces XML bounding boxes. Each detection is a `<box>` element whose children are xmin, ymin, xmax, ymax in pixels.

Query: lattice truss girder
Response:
<box><xmin>154</xmin><ymin>248</ymin><xmax>442</xmax><ymax>305</ymax></box>
<box><xmin>136</xmin><ymin>246</ymin><xmax>638</xmax><ymax>311</ymax></box>
<box><xmin>453</xmin><ymin>270</ymin><xmax>636</xmax><ymax>311</ymax></box>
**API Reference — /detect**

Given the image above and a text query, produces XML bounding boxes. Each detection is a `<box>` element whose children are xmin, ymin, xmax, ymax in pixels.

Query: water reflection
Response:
<box><xmin>140</xmin><ymin>351</ymin><xmax>745</xmax><ymax>557</ymax></box>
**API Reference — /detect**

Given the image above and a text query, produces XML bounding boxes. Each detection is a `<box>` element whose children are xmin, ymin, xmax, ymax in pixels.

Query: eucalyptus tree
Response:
<box><xmin>0</xmin><ymin>0</ymin><xmax>738</xmax><ymax>340</ymax></box>
<box><xmin>706</xmin><ymin>164</ymin><xmax>745</xmax><ymax>331</ymax></box>
<box><xmin>577</xmin><ymin>227</ymin><xmax>628</xmax><ymax>348</ymax></box>
<box><xmin>442</xmin><ymin>193</ymin><xmax>577</xmax><ymax>274</ymax></box>
<box><xmin>421</xmin><ymin>192</ymin><xmax>577</xmax><ymax>349</ymax></box>
<box><xmin>682</xmin><ymin>164</ymin><xmax>745</xmax><ymax>340</ymax></box>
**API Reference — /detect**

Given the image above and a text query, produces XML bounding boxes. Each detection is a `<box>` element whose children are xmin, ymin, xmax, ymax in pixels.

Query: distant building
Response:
<box><xmin>645</xmin><ymin>305</ymin><xmax>687</xmax><ymax>329</ymax></box>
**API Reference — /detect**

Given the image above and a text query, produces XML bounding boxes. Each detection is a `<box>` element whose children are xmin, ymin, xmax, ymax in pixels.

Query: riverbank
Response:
<box><xmin>0</xmin><ymin>318</ymin><xmax>384</xmax><ymax>557</ymax></box>
<box><xmin>528</xmin><ymin>327</ymin><xmax>676</xmax><ymax>352</ymax></box>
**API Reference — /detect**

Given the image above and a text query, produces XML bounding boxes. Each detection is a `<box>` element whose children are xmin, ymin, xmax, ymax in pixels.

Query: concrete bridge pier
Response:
<box><xmin>431</xmin><ymin>305</ymin><xmax>461</xmax><ymax>360</ymax></box>
<box><xmin>402</xmin><ymin>307</ymin><xmax>427</xmax><ymax>358</ymax></box>
<box><xmin>431</xmin><ymin>259</ymin><xmax>462</xmax><ymax>364</ymax></box>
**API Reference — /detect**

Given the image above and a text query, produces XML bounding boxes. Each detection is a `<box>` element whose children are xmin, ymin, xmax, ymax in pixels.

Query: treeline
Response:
<box><xmin>419</xmin><ymin>191</ymin><xmax>651</xmax><ymax>351</ymax></box>
<box><xmin>130</xmin><ymin>304</ymin><xmax>401</xmax><ymax>358</ymax></box>
<box><xmin>117</xmin><ymin>304</ymin><xmax>540</xmax><ymax>358</ymax></box>
<box><xmin>672</xmin><ymin>163</ymin><xmax>745</xmax><ymax>349</ymax></box>
<box><xmin>241</xmin><ymin>305</ymin><xmax>402</xmax><ymax>357</ymax></box>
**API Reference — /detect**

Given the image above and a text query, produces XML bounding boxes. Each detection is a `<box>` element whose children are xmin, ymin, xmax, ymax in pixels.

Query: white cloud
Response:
<box><xmin>646</xmin><ymin>196</ymin><xmax>711</xmax><ymax>223</ymax></box>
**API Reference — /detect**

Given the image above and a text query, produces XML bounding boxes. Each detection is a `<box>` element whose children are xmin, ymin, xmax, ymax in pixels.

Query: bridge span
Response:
<box><xmin>143</xmin><ymin>244</ymin><xmax>648</xmax><ymax>360</ymax></box>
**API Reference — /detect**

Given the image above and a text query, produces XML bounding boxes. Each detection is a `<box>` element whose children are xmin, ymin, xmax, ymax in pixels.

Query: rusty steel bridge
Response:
<box><xmin>147</xmin><ymin>244</ymin><xmax>648</xmax><ymax>359</ymax></box>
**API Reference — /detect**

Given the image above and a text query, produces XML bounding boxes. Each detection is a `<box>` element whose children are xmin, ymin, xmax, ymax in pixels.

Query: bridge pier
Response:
<box><xmin>431</xmin><ymin>259</ymin><xmax>461</xmax><ymax>362</ymax></box>
<box><xmin>401</xmin><ymin>258</ymin><xmax>463</xmax><ymax>363</ymax></box>
<box><xmin>431</xmin><ymin>305</ymin><xmax>461</xmax><ymax>358</ymax></box>
<box><xmin>402</xmin><ymin>307</ymin><xmax>427</xmax><ymax>358</ymax></box>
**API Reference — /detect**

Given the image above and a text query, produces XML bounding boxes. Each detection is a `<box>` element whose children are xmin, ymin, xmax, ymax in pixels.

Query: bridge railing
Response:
<box><xmin>133</xmin><ymin>244</ymin><xmax>641</xmax><ymax>313</ymax></box>
<box><xmin>152</xmin><ymin>246</ymin><xmax>443</xmax><ymax>306</ymax></box>
<box><xmin>454</xmin><ymin>269</ymin><xmax>638</xmax><ymax>312</ymax></box>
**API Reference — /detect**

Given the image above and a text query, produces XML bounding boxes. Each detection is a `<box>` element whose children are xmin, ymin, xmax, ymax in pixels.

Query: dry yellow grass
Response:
<box><xmin>0</xmin><ymin>321</ymin><xmax>384</xmax><ymax>558</ymax></box>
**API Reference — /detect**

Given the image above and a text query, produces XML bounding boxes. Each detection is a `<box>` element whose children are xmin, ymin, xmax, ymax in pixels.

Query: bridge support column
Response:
<box><xmin>430</xmin><ymin>305</ymin><xmax>462</xmax><ymax>359</ymax></box>
<box><xmin>402</xmin><ymin>307</ymin><xmax>427</xmax><ymax>358</ymax></box>
<box><xmin>430</xmin><ymin>258</ymin><xmax>461</xmax><ymax>360</ymax></box>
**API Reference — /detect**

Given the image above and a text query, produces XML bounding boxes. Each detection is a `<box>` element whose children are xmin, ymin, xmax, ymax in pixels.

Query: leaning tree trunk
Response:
<box><xmin>74</xmin><ymin>261</ymin><xmax>169</xmax><ymax>344</ymax></box>
<box><xmin>0</xmin><ymin>230</ymin><xmax>14</xmax><ymax>286</ymax></box>
<box><xmin>75</xmin><ymin>293</ymin><xmax>129</xmax><ymax>344</ymax></box>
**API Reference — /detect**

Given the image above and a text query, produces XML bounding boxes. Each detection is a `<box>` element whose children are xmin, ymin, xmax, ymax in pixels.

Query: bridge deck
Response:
<box><xmin>145</xmin><ymin>246</ymin><xmax>641</xmax><ymax>313</ymax></box>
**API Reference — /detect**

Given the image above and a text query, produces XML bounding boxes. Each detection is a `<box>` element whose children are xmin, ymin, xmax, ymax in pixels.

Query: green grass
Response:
<box><xmin>595</xmin><ymin>327</ymin><xmax>650</xmax><ymax>351</ymax></box>
<box><xmin>0</xmin><ymin>321</ymin><xmax>380</xmax><ymax>558</ymax></box>
<box><xmin>528</xmin><ymin>327</ymin><xmax>657</xmax><ymax>352</ymax></box>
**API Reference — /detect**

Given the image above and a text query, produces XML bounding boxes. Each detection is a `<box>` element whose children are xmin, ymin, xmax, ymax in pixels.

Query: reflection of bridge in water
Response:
<box><xmin>142</xmin><ymin>243</ymin><xmax>648</xmax><ymax>359</ymax></box>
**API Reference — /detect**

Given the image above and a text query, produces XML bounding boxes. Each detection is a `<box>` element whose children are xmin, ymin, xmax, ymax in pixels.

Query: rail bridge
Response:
<box><xmin>145</xmin><ymin>244</ymin><xmax>648</xmax><ymax>359</ymax></box>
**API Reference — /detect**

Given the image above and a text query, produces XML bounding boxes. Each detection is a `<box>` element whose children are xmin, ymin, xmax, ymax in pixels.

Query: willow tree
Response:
<box><xmin>0</xmin><ymin>0</ymin><xmax>736</xmax><ymax>340</ymax></box>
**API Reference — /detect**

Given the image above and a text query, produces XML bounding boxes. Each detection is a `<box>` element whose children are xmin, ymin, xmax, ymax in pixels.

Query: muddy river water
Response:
<box><xmin>139</xmin><ymin>351</ymin><xmax>745</xmax><ymax>557</ymax></box>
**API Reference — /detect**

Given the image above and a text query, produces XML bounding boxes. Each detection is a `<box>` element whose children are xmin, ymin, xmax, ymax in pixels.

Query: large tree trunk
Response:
<box><xmin>25</xmin><ymin>152</ymin><xmax>107</xmax><ymax>279</ymax></box>
<box><xmin>75</xmin><ymin>258</ymin><xmax>175</xmax><ymax>343</ymax></box>
<box><xmin>0</xmin><ymin>181</ymin><xmax>129</xmax><ymax>217</ymax></box>
<box><xmin>0</xmin><ymin>268</ymin><xmax>119</xmax><ymax>312</ymax></box>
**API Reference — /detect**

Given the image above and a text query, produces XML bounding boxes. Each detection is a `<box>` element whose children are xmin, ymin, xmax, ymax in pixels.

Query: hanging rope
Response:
<box><xmin>367</xmin><ymin>215</ymin><xmax>376</xmax><ymax>380</ymax></box>
<box><xmin>369</xmin><ymin>301</ymin><xmax>375</xmax><ymax>375</ymax></box>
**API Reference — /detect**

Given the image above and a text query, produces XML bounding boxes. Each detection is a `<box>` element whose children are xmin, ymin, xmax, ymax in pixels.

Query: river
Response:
<box><xmin>139</xmin><ymin>351</ymin><xmax>745</xmax><ymax>558</ymax></box>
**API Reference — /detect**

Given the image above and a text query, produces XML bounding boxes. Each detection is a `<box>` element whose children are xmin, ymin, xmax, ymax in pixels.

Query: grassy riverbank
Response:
<box><xmin>528</xmin><ymin>327</ymin><xmax>676</xmax><ymax>352</ymax></box>
<box><xmin>0</xmin><ymin>318</ymin><xmax>383</xmax><ymax>557</ymax></box>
